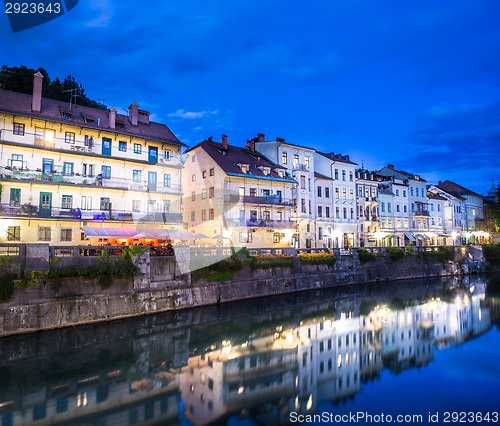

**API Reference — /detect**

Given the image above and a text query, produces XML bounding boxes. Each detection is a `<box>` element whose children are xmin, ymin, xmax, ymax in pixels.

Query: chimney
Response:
<box><xmin>129</xmin><ymin>102</ymin><xmax>139</xmax><ymax>126</ymax></box>
<box><xmin>276</xmin><ymin>137</ymin><xmax>285</xmax><ymax>143</ymax></box>
<box><xmin>387</xmin><ymin>164</ymin><xmax>394</xmax><ymax>170</ymax></box>
<box><xmin>257</xmin><ymin>133</ymin><xmax>265</xmax><ymax>142</ymax></box>
<box><xmin>109</xmin><ymin>107</ymin><xmax>117</xmax><ymax>129</ymax></box>
<box><xmin>221</xmin><ymin>134</ymin><xmax>228</xmax><ymax>149</ymax></box>
<box><xmin>246</xmin><ymin>139</ymin><xmax>255</xmax><ymax>152</ymax></box>
<box><xmin>138</xmin><ymin>109</ymin><xmax>150</xmax><ymax>124</ymax></box>
<box><xmin>32</xmin><ymin>71</ymin><xmax>44</xmax><ymax>112</ymax></box>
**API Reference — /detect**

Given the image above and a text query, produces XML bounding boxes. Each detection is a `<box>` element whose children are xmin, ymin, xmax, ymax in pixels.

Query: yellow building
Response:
<box><xmin>183</xmin><ymin>135</ymin><xmax>297</xmax><ymax>248</ymax></box>
<box><xmin>0</xmin><ymin>72</ymin><xmax>183</xmax><ymax>245</ymax></box>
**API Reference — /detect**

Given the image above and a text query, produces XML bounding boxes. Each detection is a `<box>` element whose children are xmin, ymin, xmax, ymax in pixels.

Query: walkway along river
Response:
<box><xmin>0</xmin><ymin>274</ymin><xmax>499</xmax><ymax>425</ymax></box>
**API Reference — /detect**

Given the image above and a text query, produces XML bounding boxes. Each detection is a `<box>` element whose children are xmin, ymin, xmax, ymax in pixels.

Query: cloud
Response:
<box><xmin>168</xmin><ymin>109</ymin><xmax>218</xmax><ymax>119</ymax></box>
<box><xmin>397</xmin><ymin>102</ymin><xmax>500</xmax><ymax>190</ymax></box>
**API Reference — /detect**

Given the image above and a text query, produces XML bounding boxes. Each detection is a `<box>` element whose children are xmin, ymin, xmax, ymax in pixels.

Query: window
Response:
<box><xmin>410</xmin><ymin>187</ymin><xmax>414</xmax><ymax>196</ymax></box>
<box><xmin>273</xmin><ymin>232</ymin><xmax>281</xmax><ymax>243</ymax></box>
<box><xmin>351</xmin><ymin>208</ymin><xmax>354</xmax><ymax>219</ymax></box>
<box><xmin>336</xmin><ymin>207</ymin><xmax>340</xmax><ymax>218</ymax></box>
<box><xmin>132</xmin><ymin>200</ymin><xmax>141</xmax><ymax>212</ymax></box>
<box><xmin>13</xmin><ymin>122</ymin><xmax>25</xmax><ymax>135</ymax></box>
<box><xmin>342</xmin><ymin>170</ymin><xmax>346</xmax><ymax>181</ymax></box>
<box><xmin>202</xmin><ymin>189</ymin><xmax>207</xmax><ymax>199</ymax></box>
<box><xmin>281</xmin><ymin>152</ymin><xmax>288</xmax><ymax>164</ymax></box>
<box><xmin>209</xmin><ymin>187</ymin><xmax>214</xmax><ymax>198</ymax></box>
<box><xmin>396</xmin><ymin>205</ymin><xmax>400</xmax><ymax>213</ymax></box>
<box><xmin>56</xmin><ymin>396</ymin><xmax>68</xmax><ymax>413</ymax></box>
<box><xmin>317</xmin><ymin>186</ymin><xmax>322</xmax><ymax>197</ymax></box>
<box><xmin>191</xmin><ymin>191</ymin><xmax>196</xmax><ymax>201</ymax></box>
<box><xmin>403</xmin><ymin>205</ymin><xmax>407</xmax><ymax>213</ymax></box>
<box><xmin>202</xmin><ymin>170</ymin><xmax>207</xmax><ymax>178</ymax></box>
<box><xmin>403</xmin><ymin>190</ymin><xmax>407</xmax><ymax>197</ymax></box>
<box><xmin>250</xmin><ymin>188</ymin><xmax>257</xmax><ymax>197</ymax></box>
<box><xmin>301</xmin><ymin>199</ymin><xmax>306</xmax><ymax>213</ymax></box>
<box><xmin>63</xmin><ymin>162</ymin><xmax>74</xmax><ymax>175</ymax></box>
<box><xmin>325</xmin><ymin>187</ymin><xmax>330</xmax><ymax>198</ymax></box>
<box><xmin>349</xmin><ymin>171</ymin><xmax>353</xmax><ymax>182</ymax></box>
<box><xmin>335</xmin><ymin>188</ymin><xmax>339</xmax><ymax>199</ymax></box>
<box><xmin>163</xmin><ymin>150</ymin><xmax>172</xmax><ymax>160</ymax></box>
<box><xmin>293</xmin><ymin>154</ymin><xmax>299</xmax><ymax>168</ymax></box>
<box><xmin>81</xmin><ymin>196</ymin><xmax>92</xmax><ymax>210</ymax></box>
<box><xmin>210</xmin><ymin>168</ymin><xmax>214</xmax><ymax>176</ymax></box>
<box><xmin>64</xmin><ymin>132</ymin><xmax>75</xmax><ymax>144</ymax></box>
<box><xmin>191</xmin><ymin>211</ymin><xmax>196</xmax><ymax>221</ymax></box>
<box><xmin>7</xmin><ymin>226</ymin><xmax>21</xmax><ymax>241</ymax></box>
<box><xmin>33</xmin><ymin>404</ymin><xmax>46</xmax><ymax>421</ymax></box>
<box><xmin>202</xmin><ymin>210</ymin><xmax>207</xmax><ymax>221</ymax></box>
<box><xmin>305</xmin><ymin>156</ymin><xmax>310</xmax><ymax>168</ymax></box>
<box><xmin>100</xmin><ymin>197</ymin><xmax>110</xmax><ymax>210</ymax></box>
<box><xmin>300</xmin><ymin>176</ymin><xmax>306</xmax><ymax>188</ymax></box>
<box><xmin>326</xmin><ymin>206</ymin><xmax>330</xmax><ymax>218</ymax></box>
<box><xmin>134</xmin><ymin>143</ymin><xmax>142</xmax><ymax>154</ymax></box>
<box><xmin>133</xmin><ymin>170</ymin><xmax>142</xmax><ymax>183</ymax></box>
<box><xmin>334</xmin><ymin>169</ymin><xmax>339</xmax><ymax>180</ymax></box>
<box><xmin>318</xmin><ymin>227</ymin><xmax>323</xmax><ymax>239</ymax></box>
<box><xmin>62</xmin><ymin>195</ymin><xmax>73</xmax><ymax>209</ymax></box>
<box><xmin>343</xmin><ymin>207</ymin><xmax>347</xmax><ymax>219</ymax></box>
<box><xmin>381</xmin><ymin>202</ymin><xmax>385</xmax><ymax>212</ymax></box>
<box><xmin>318</xmin><ymin>206</ymin><xmax>323</xmax><ymax>217</ymax></box>
<box><xmin>9</xmin><ymin>188</ymin><xmax>21</xmax><ymax>207</ymax></box>
<box><xmin>38</xmin><ymin>227</ymin><xmax>52</xmax><ymax>241</ymax></box>
<box><xmin>240</xmin><ymin>232</ymin><xmax>252</xmax><ymax>243</ymax></box>
<box><xmin>118</xmin><ymin>141</ymin><xmax>127</xmax><ymax>152</ymax></box>
<box><xmin>342</xmin><ymin>189</ymin><xmax>347</xmax><ymax>199</ymax></box>
<box><xmin>388</xmin><ymin>203</ymin><xmax>392</xmax><ymax>213</ymax></box>
<box><xmin>164</xmin><ymin>174</ymin><xmax>171</xmax><ymax>187</ymax></box>
<box><xmin>60</xmin><ymin>229</ymin><xmax>72</xmax><ymax>242</ymax></box>
<box><xmin>101</xmin><ymin>165</ymin><xmax>111</xmax><ymax>179</ymax></box>
<box><xmin>349</xmin><ymin>189</ymin><xmax>354</xmax><ymax>200</ymax></box>
<box><xmin>209</xmin><ymin>209</ymin><xmax>215</xmax><ymax>220</ymax></box>
<box><xmin>396</xmin><ymin>189</ymin><xmax>400</xmax><ymax>196</ymax></box>
<box><xmin>192</xmin><ymin>174</ymin><xmax>196</xmax><ymax>182</ymax></box>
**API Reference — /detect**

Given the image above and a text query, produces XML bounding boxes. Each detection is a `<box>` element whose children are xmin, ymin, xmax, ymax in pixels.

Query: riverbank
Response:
<box><xmin>0</xmin><ymin>245</ymin><xmax>488</xmax><ymax>336</ymax></box>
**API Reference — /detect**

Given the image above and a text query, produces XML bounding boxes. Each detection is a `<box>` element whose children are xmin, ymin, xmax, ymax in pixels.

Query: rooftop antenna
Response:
<box><xmin>63</xmin><ymin>87</ymin><xmax>80</xmax><ymax>110</ymax></box>
<box><xmin>361</xmin><ymin>159</ymin><xmax>364</xmax><ymax>169</ymax></box>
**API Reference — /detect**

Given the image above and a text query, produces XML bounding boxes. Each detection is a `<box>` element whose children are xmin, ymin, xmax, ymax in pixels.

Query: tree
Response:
<box><xmin>0</xmin><ymin>64</ymin><xmax>107</xmax><ymax>110</ymax></box>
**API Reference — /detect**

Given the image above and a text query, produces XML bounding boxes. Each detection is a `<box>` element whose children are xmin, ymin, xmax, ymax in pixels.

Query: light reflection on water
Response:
<box><xmin>0</xmin><ymin>275</ymin><xmax>499</xmax><ymax>426</ymax></box>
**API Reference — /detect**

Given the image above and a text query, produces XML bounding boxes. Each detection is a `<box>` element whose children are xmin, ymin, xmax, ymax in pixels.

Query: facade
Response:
<box><xmin>182</xmin><ymin>135</ymin><xmax>297</xmax><ymax>248</ymax></box>
<box><xmin>429</xmin><ymin>180</ymin><xmax>485</xmax><ymax>244</ymax></box>
<box><xmin>253</xmin><ymin>135</ymin><xmax>316</xmax><ymax>248</ymax></box>
<box><xmin>0</xmin><ymin>72</ymin><xmax>183</xmax><ymax>245</ymax></box>
<box><xmin>315</xmin><ymin>152</ymin><xmax>358</xmax><ymax>248</ymax></box>
<box><xmin>355</xmin><ymin>169</ymin><xmax>379</xmax><ymax>247</ymax></box>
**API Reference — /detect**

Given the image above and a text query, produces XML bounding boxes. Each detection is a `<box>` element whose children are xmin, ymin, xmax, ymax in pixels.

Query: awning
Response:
<box><xmin>404</xmin><ymin>233</ymin><xmax>416</xmax><ymax>242</ymax></box>
<box><xmin>82</xmin><ymin>227</ymin><xmax>141</xmax><ymax>238</ymax></box>
<box><xmin>414</xmin><ymin>234</ymin><xmax>427</xmax><ymax>240</ymax></box>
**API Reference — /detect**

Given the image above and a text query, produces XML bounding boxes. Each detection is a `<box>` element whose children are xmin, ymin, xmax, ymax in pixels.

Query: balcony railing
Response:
<box><xmin>413</xmin><ymin>210</ymin><xmax>430</xmax><ymax>217</ymax></box>
<box><xmin>225</xmin><ymin>218</ymin><xmax>295</xmax><ymax>229</ymax></box>
<box><xmin>224</xmin><ymin>194</ymin><xmax>295</xmax><ymax>207</ymax></box>
<box><xmin>0</xmin><ymin>167</ymin><xmax>181</xmax><ymax>194</ymax></box>
<box><xmin>0</xmin><ymin>203</ymin><xmax>181</xmax><ymax>223</ymax></box>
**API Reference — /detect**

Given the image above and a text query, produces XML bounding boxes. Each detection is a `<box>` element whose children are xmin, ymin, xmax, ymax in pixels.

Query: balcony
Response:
<box><xmin>293</xmin><ymin>163</ymin><xmax>309</xmax><ymax>171</ymax></box>
<box><xmin>413</xmin><ymin>210</ymin><xmax>430</xmax><ymax>217</ymax></box>
<box><xmin>0</xmin><ymin>202</ymin><xmax>182</xmax><ymax>223</ymax></box>
<box><xmin>224</xmin><ymin>194</ymin><xmax>295</xmax><ymax>207</ymax></box>
<box><xmin>225</xmin><ymin>218</ymin><xmax>295</xmax><ymax>229</ymax></box>
<box><xmin>0</xmin><ymin>167</ymin><xmax>181</xmax><ymax>195</ymax></box>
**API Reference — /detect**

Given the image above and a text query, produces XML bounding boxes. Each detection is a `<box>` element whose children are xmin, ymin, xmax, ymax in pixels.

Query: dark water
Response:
<box><xmin>1</xmin><ymin>275</ymin><xmax>499</xmax><ymax>426</ymax></box>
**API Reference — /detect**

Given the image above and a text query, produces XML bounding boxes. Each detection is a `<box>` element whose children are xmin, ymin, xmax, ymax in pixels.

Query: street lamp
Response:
<box><xmin>451</xmin><ymin>231</ymin><xmax>457</xmax><ymax>246</ymax></box>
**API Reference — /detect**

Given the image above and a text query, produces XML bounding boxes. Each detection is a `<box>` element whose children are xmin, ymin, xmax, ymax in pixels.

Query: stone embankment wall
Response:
<box><xmin>0</xmin><ymin>246</ymin><xmax>486</xmax><ymax>336</ymax></box>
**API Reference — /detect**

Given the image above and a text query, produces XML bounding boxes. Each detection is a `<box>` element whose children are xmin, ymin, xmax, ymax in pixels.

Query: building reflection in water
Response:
<box><xmin>0</xmin><ymin>276</ymin><xmax>495</xmax><ymax>426</ymax></box>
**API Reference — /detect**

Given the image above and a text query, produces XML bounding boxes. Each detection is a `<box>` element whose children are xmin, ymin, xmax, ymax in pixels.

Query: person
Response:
<box><xmin>166</xmin><ymin>242</ymin><xmax>174</xmax><ymax>256</ymax></box>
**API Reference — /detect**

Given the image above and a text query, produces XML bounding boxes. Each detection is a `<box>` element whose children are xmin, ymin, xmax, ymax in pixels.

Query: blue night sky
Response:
<box><xmin>1</xmin><ymin>0</ymin><xmax>500</xmax><ymax>194</ymax></box>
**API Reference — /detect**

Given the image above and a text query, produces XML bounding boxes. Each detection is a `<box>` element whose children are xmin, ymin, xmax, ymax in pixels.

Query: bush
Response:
<box><xmin>484</xmin><ymin>243</ymin><xmax>500</xmax><ymax>266</ymax></box>
<box><xmin>358</xmin><ymin>248</ymin><xmax>377</xmax><ymax>264</ymax></box>
<box><xmin>246</xmin><ymin>255</ymin><xmax>294</xmax><ymax>270</ymax></box>
<box><xmin>299</xmin><ymin>253</ymin><xmax>335</xmax><ymax>266</ymax></box>
<box><xmin>386</xmin><ymin>246</ymin><xmax>405</xmax><ymax>261</ymax></box>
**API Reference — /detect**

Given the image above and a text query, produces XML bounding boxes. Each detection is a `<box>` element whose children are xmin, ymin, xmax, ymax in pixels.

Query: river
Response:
<box><xmin>0</xmin><ymin>274</ymin><xmax>499</xmax><ymax>426</ymax></box>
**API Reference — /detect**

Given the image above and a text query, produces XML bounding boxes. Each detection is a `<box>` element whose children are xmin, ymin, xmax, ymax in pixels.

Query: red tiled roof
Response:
<box><xmin>0</xmin><ymin>89</ymin><xmax>182</xmax><ymax>146</ymax></box>
<box><xmin>435</xmin><ymin>180</ymin><xmax>482</xmax><ymax>198</ymax></box>
<box><xmin>314</xmin><ymin>171</ymin><xmax>333</xmax><ymax>180</ymax></box>
<box><xmin>317</xmin><ymin>151</ymin><xmax>358</xmax><ymax>165</ymax></box>
<box><xmin>190</xmin><ymin>139</ymin><xmax>295</xmax><ymax>183</ymax></box>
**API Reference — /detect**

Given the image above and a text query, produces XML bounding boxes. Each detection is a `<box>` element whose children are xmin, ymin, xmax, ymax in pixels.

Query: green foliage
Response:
<box><xmin>299</xmin><ymin>252</ymin><xmax>335</xmax><ymax>266</ymax></box>
<box><xmin>246</xmin><ymin>255</ymin><xmax>294</xmax><ymax>270</ymax></box>
<box><xmin>484</xmin><ymin>243</ymin><xmax>500</xmax><ymax>267</ymax></box>
<box><xmin>0</xmin><ymin>274</ymin><xmax>15</xmax><ymax>302</ymax></box>
<box><xmin>0</xmin><ymin>256</ymin><xmax>13</xmax><ymax>268</ymax></box>
<box><xmin>13</xmin><ymin>269</ymin><xmax>48</xmax><ymax>288</ymax></box>
<box><xmin>191</xmin><ymin>255</ymin><xmax>243</xmax><ymax>282</ymax></box>
<box><xmin>386</xmin><ymin>246</ymin><xmax>405</xmax><ymax>261</ymax></box>
<box><xmin>422</xmin><ymin>246</ymin><xmax>453</xmax><ymax>263</ymax></box>
<box><xmin>121</xmin><ymin>245</ymin><xmax>146</xmax><ymax>261</ymax></box>
<box><xmin>0</xmin><ymin>65</ymin><xmax>107</xmax><ymax>110</ymax></box>
<box><xmin>357</xmin><ymin>248</ymin><xmax>377</xmax><ymax>264</ymax></box>
<box><xmin>48</xmin><ymin>257</ymin><xmax>138</xmax><ymax>280</ymax></box>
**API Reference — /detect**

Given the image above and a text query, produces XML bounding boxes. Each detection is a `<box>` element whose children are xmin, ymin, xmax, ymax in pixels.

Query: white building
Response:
<box><xmin>355</xmin><ymin>169</ymin><xmax>380</xmax><ymax>247</ymax></box>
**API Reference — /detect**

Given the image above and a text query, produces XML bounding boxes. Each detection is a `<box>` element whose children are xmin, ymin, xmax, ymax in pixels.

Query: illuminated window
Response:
<box><xmin>134</xmin><ymin>143</ymin><xmax>142</xmax><ymax>154</ymax></box>
<box><xmin>13</xmin><ymin>122</ymin><xmax>25</xmax><ymax>135</ymax></box>
<box><xmin>64</xmin><ymin>132</ymin><xmax>75</xmax><ymax>144</ymax></box>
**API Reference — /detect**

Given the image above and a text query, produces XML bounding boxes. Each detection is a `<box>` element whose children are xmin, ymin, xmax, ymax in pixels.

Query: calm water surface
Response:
<box><xmin>1</xmin><ymin>275</ymin><xmax>499</xmax><ymax>426</ymax></box>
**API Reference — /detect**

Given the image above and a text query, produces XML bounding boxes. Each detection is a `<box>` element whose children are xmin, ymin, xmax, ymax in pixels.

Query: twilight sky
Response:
<box><xmin>1</xmin><ymin>0</ymin><xmax>499</xmax><ymax>194</ymax></box>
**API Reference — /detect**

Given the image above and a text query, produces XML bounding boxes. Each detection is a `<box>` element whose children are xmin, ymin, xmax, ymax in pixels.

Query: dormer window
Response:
<box><xmin>115</xmin><ymin>120</ymin><xmax>125</xmax><ymax>129</ymax></box>
<box><xmin>258</xmin><ymin>166</ymin><xmax>271</xmax><ymax>176</ymax></box>
<box><xmin>83</xmin><ymin>115</ymin><xmax>95</xmax><ymax>124</ymax></box>
<box><xmin>276</xmin><ymin>169</ymin><xmax>284</xmax><ymax>178</ymax></box>
<box><xmin>241</xmin><ymin>165</ymin><xmax>249</xmax><ymax>173</ymax></box>
<box><xmin>60</xmin><ymin>109</ymin><xmax>73</xmax><ymax>120</ymax></box>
